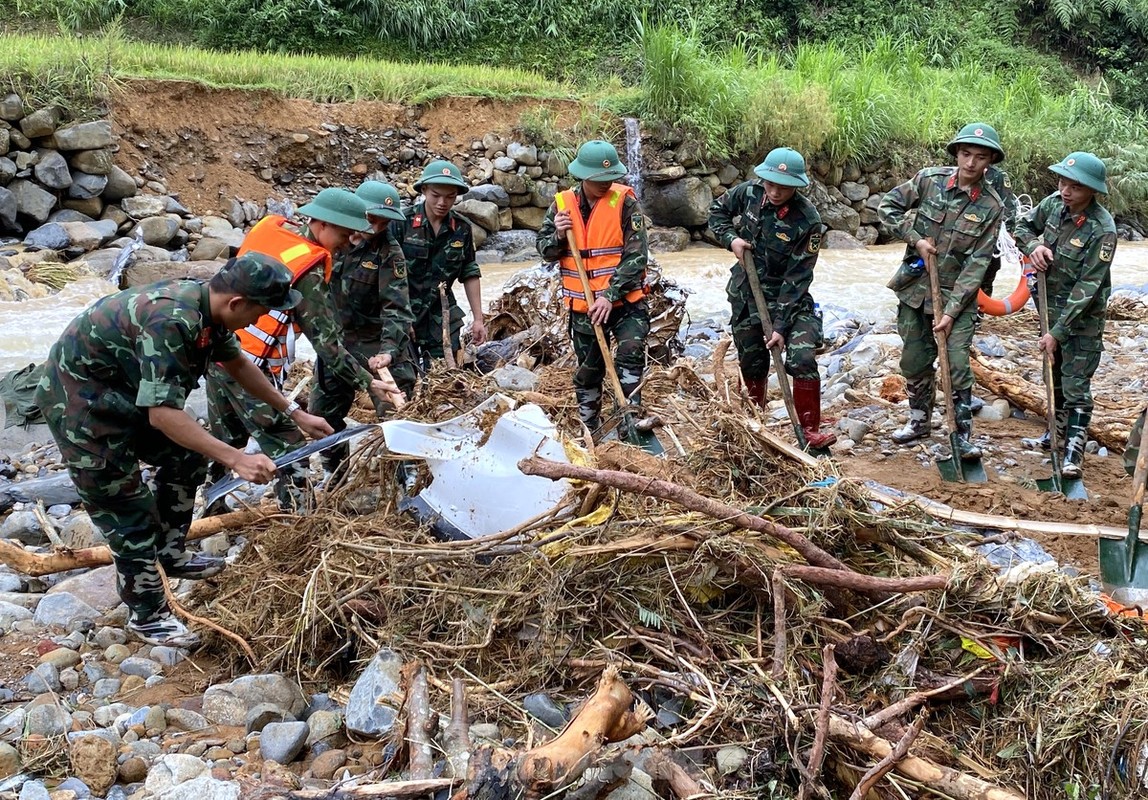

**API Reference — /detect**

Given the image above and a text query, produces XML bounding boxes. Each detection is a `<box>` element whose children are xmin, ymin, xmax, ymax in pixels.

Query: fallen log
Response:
<box><xmin>0</xmin><ymin>507</ymin><xmax>271</xmax><ymax>577</ymax></box>
<box><xmin>847</xmin><ymin>710</ymin><xmax>927</xmax><ymax>800</ymax></box>
<box><xmin>971</xmin><ymin>356</ymin><xmax>1130</xmax><ymax>451</ymax></box>
<box><xmin>515</xmin><ymin>665</ymin><xmax>651</xmax><ymax>798</ymax></box>
<box><xmin>827</xmin><ymin>714</ymin><xmax>1024</xmax><ymax>800</ymax></box>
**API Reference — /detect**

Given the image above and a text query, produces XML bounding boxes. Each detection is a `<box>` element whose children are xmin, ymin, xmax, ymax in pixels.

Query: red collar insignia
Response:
<box><xmin>196</xmin><ymin>328</ymin><xmax>212</xmax><ymax>348</ymax></box>
<box><xmin>776</xmin><ymin>204</ymin><xmax>789</xmax><ymax>219</ymax></box>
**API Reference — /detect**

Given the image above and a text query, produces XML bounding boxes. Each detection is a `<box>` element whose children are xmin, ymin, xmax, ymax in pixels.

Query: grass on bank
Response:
<box><xmin>0</xmin><ymin>29</ymin><xmax>569</xmax><ymax>110</ymax></box>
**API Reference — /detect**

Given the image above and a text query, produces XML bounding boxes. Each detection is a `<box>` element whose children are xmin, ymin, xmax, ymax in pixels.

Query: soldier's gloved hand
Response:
<box><xmin>293</xmin><ymin>410</ymin><xmax>335</xmax><ymax>440</ymax></box>
<box><xmin>1029</xmin><ymin>244</ymin><xmax>1054</xmax><ymax>272</ymax></box>
<box><xmin>368</xmin><ymin>353</ymin><xmax>393</xmax><ymax>370</ymax></box>
<box><xmin>731</xmin><ymin>237</ymin><xmax>753</xmax><ymax>261</ymax></box>
<box><xmin>233</xmin><ymin>453</ymin><xmax>277</xmax><ymax>484</ymax></box>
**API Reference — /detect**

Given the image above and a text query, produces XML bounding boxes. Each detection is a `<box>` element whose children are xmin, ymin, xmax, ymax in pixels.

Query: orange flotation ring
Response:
<box><xmin>977</xmin><ymin>257</ymin><xmax>1033</xmax><ymax>316</ymax></box>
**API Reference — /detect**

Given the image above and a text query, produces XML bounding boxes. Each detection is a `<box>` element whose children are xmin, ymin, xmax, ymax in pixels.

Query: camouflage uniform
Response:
<box><xmin>206</xmin><ymin>237</ymin><xmax>378</xmax><ymax>509</ymax></box>
<box><xmin>392</xmin><ymin>202</ymin><xmax>480</xmax><ymax>368</ymax></box>
<box><xmin>980</xmin><ymin>165</ymin><xmax>1020</xmax><ymax>296</ymax></box>
<box><xmin>879</xmin><ymin>167</ymin><xmax>1004</xmax><ymax>448</ymax></box>
<box><xmin>1015</xmin><ymin>191</ymin><xmax>1116</xmax><ymax>470</ymax></box>
<box><xmin>35</xmin><ymin>280</ymin><xmax>237</xmax><ymax>622</ymax></box>
<box><xmin>537</xmin><ymin>187</ymin><xmax>650</xmax><ymax>429</ymax></box>
<box><xmin>707</xmin><ymin>180</ymin><xmax>826</xmax><ymax>383</ymax></box>
<box><xmin>308</xmin><ymin>229</ymin><xmax>416</xmax><ymax>471</ymax></box>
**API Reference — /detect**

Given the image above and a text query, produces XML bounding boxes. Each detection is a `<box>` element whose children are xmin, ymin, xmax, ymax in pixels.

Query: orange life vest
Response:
<box><xmin>556</xmin><ymin>184</ymin><xmax>647</xmax><ymax>314</ymax></box>
<box><xmin>234</xmin><ymin>215</ymin><xmax>331</xmax><ymax>377</ymax></box>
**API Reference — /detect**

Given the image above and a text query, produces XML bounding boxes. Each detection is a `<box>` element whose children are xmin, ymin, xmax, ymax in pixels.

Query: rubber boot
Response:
<box><xmin>1061</xmin><ymin>409</ymin><xmax>1090</xmax><ymax>479</ymax></box>
<box><xmin>793</xmin><ymin>378</ymin><xmax>837</xmax><ymax>449</ymax></box>
<box><xmin>744</xmin><ymin>377</ymin><xmax>767</xmax><ymax>409</ymax></box>
<box><xmin>1035</xmin><ymin>408</ymin><xmax>1066</xmax><ymax>451</ymax></box>
<box><xmin>892</xmin><ymin>374</ymin><xmax>934</xmax><ymax>444</ymax></box>
<box><xmin>953</xmin><ymin>389</ymin><xmax>983</xmax><ymax>462</ymax></box>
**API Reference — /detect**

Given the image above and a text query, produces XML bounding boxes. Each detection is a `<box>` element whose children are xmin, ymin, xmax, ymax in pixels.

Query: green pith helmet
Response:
<box><xmin>1049</xmin><ymin>151</ymin><xmax>1108</xmax><ymax>194</ymax></box>
<box><xmin>356</xmin><ymin>180</ymin><xmax>405</xmax><ymax>221</ymax></box>
<box><xmin>568</xmin><ymin>140</ymin><xmax>627</xmax><ymax>182</ymax></box>
<box><xmin>297</xmin><ymin>188</ymin><xmax>371</xmax><ymax>232</ymax></box>
<box><xmin>753</xmin><ymin>147</ymin><xmax>809</xmax><ymax>188</ymax></box>
<box><xmin>946</xmin><ymin>122</ymin><xmax>1005</xmax><ymax>163</ymax></box>
<box><xmin>413</xmin><ymin>159</ymin><xmax>469</xmax><ymax>192</ymax></box>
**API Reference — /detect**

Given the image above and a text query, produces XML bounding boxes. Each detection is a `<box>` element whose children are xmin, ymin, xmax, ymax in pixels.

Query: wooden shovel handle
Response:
<box><xmin>1132</xmin><ymin>409</ymin><xmax>1148</xmax><ymax>508</ymax></box>
<box><xmin>377</xmin><ymin>367</ymin><xmax>406</xmax><ymax>410</ymax></box>
<box><xmin>565</xmin><ymin>229</ymin><xmax>630</xmax><ymax>407</ymax></box>
<box><xmin>926</xmin><ymin>252</ymin><xmax>958</xmax><ymax>433</ymax></box>
<box><xmin>1036</xmin><ymin>270</ymin><xmax>1060</xmax><ymax>457</ymax></box>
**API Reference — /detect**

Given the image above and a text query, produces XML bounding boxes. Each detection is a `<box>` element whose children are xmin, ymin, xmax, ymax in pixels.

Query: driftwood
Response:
<box><xmin>847</xmin><ymin>710</ymin><xmax>928</xmax><ymax>800</ymax></box>
<box><xmin>644</xmin><ymin>750</ymin><xmax>709</xmax><ymax>799</ymax></box>
<box><xmin>972</xmin><ymin>355</ymin><xmax>1130</xmax><ymax>451</ymax></box>
<box><xmin>404</xmin><ymin>662</ymin><xmax>435</xmax><ymax>780</ymax></box>
<box><xmin>444</xmin><ymin>677</ymin><xmax>471</xmax><ymax>780</ymax></box>
<box><xmin>515</xmin><ymin>665</ymin><xmax>651</xmax><ymax>798</ymax></box>
<box><xmin>799</xmin><ymin>645</ymin><xmax>837</xmax><ymax>800</ymax></box>
<box><xmin>827</xmin><ymin>714</ymin><xmax>1024</xmax><ymax>800</ymax></box>
<box><xmin>0</xmin><ymin>507</ymin><xmax>271</xmax><ymax>577</ymax></box>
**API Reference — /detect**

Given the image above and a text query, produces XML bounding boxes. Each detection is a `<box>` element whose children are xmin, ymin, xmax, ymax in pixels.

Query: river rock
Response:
<box><xmin>822</xmin><ymin>230</ymin><xmax>864</xmax><ymax>249</ymax></box>
<box><xmin>641</xmin><ymin>176</ymin><xmax>712</xmax><ymax>227</ymax></box>
<box><xmin>19</xmin><ymin>106</ymin><xmax>62</xmax><ymax>138</ymax></box>
<box><xmin>304</xmin><ymin>710</ymin><xmax>342</xmax><ymax>745</ymax></box>
<box><xmin>462</xmin><ymin>184</ymin><xmax>510</xmax><ymax>208</ymax></box>
<box><xmin>507</xmin><ymin>142</ymin><xmax>538</xmax><ymax>166</ymax></box>
<box><xmin>479</xmin><ymin>230</ymin><xmax>537</xmax><ymax>261</ymax></box>
<box><xmin>0</xmin><ymin>127</ymin><xmax>7</xmax><ymax>158</ymax></box>
<box><xmin>523</xmin><ymin>693</ymin><xmax>568</xmax><ymax>728</ymax></box>
<box><xmin>68</xmin><ymin>171</ymin><xmax>108</xmax><ymax>201</ymax></box>
<box><xmin>203</xmin><ymin>674</ymin><xmax>306</xmax><ymax>727</ymax></box>
<box><xmin>102</xmin><ymin>166</ymin><xmax>137</xmax><ymax>201</ymax></box>
<box><xmin>64</xmin><ymin>196</ymin><xmax>103</xmax><ymax>218</ymax></box>
<box><xmin>158</xmin><ymin>775</ymin><xmax>240</xmax><ymax>800</ymax></box>
<box><xmin>259</xmin><ymin>720</ymin><xmax>308</xmax><ymax>764</ymax></box>
<box><xmin>10</xmin><ymin>179</ymin><xmax>57</xmax><ymax>223</ymax></box>
<box><xmin>33</xmin><ymin>591</ymin><xmax>100</xmax><ymax>629</ymax></box>
<box><xmin>52</xmin><ymin>121</ymin><xmax>114</xmax><ymax>151</ymax></box>
<box><xmin>530</xmin><ymin>181</ymin><xmax>557</xmax><ymax>209</ymax></box>
<box><xmin>345</xmin><ymin>648</ymin><xmax>402</xmax><ymax>736</ymax></box>
<box><xmin>144</xmin><ymin>754</ymin><xmax>210</xmax><ymax>795</ymax></box>
<box><xmin>245</xmin><ymin>703</ymin><xmax>291</xmax><ymax>733</ymax></box>
<box><xmin>491</xmin><ymin>168</ymin><xmax>528</xmax><ymax>195</ymax></box>
<box><xmin>716</xmin><ymin>744</ymin><xmax>749</xmax><ymax>776</ymax></box>
<box><xmin>48</xmin><ymin>565</ymin><xmax>120</xmax><ymax>611</ymax></box>
<box><xmin>69</xmin><ymin>734</ymin><xmax>117</xmax><ymax>795</ymax></box>
<box><xmin>0</xmin><ymin>599</ymin><xmax>34</xmax><ymax>625</ymax></box>
<box><xmin>17</xmin><ymin>781</ymin><xmax>49</xmax><ymax>800</ymax></box>
<box><xmin>492</xmin><ymin>156</ymin><xmax>517</xmax><ymax>173</ymax></box>
<box><xmin>190</xmin><ymin>236</ymin><xmax>231</xmax><ymax>261</ymax></box>
<box><xmin>492</xmin><ymin>364</ymin><xmax>539</xmax><ymax>392</ymax></box>
<box><xmin>24</xmin><ymin>221</ymin><xmax>70</xmax><ymax>250</ymax></box>
<box><xmin>33</xmin><ymin>150</ymin><xmax>72</xmax><ymax>189</ymax></box>
<box><xmin>0</xmin><ymin>186</ymin><xmax>16</xmax><ymax>229</ymax></box>
<box><xmin>309</xmin><ymin>748</ymin><xmax>346</xmax><ymax>779</ymax></box>
<box><xmin>1</xmin><ymin>509</ymin><xmax>45</xmax><ymax>545</ymax></box>
<box><xmin>840</xmin><ymin>180</ymin><xmax>870</xmax><ymax>203</ymax></box>
<box><xmin>56</xmin><ymin>221</ymin><xmax>102</xmax><ymax>251</ymax></box>
<box><xmin>821</xmin><ymin>202</ymin><xmax>860</xmax><ymax>234</ymax></box>
<box><xmin>199</xmin><ymin>216</ymin><xmax>244</xmax><ymax>249</ymax></box>
<box><xmin>23</xmin><ymin>662</ymin><xmax>61</xmax><ymax>693</ymax></box>
<box><xmin>68</xmin><ymin>148</ymin><xmax>113</xmax><ymax>175</ymax></box>
<box><xmin>120</xmin><ymin>656</ymin><xmax>164</xmax><ymax>679</ymax></box>
<box><xmin>40</xmin><ymin>646</ymin><xmax>82</xmax><ymax>670</ymax></box>
<box><xmin>646</xmin><ymin>226</ymin><xmax>691</xmax><ymax>252</ymax></box>
<box><xmin>644</xmin><ymin>165</ymin><xmax>686</xmax><ymax>182</ymax></box>
<box><xmin>121</xmin><ymin>195</ymin><xmax>167</xmax><ymax>219</ymax></box>
<box><xmin>0</xmin><ymin>93</ymin><xmax>22</xmax><ymax>121</ymax></box>
<box><xmin>0</xmin><ymin>740</ymin><xmax>17</xmax><ymax>777</ymax></box>
<box><xmin>26</xmin><ymin>704</ymin><xmax>70</xmax><ymax>737</ymax></box>
<box><xmin>453</xmin><ymin>199</ymin><xmax>500</xmax><ymax>233</ymax></box>
<box><xmin>510</xmin><ymin>206</ymin><xmax>546</xmax><ymax>231</ymax></box>
<box><xmin>855</xmin><ymin>225</ymin><xmax>878</xmax><ymax>246</ymax></box>
<box><xmin>134</xmin><ymin>215</ymin><xmax>180</xmax><ymax>246</ymax></box>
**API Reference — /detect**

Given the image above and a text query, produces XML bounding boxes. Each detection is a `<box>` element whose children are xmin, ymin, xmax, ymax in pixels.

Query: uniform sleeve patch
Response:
<box><xmin>807</xmin><ymin>232</ymin><xmax>822</xmax><ymax>254</ymax></box>
<box><xmin>1099</xmin><ymin>236</ymin><xmax>1115</xmax><ymax>263</ymax></box>
<box><xmin>631</xmin><ymin>213</ymin><xmax>644</xmax><ymax>232</ymax></box>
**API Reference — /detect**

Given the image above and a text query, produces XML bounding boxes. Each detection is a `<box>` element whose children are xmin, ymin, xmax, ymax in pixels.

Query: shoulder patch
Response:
<box><xmin>1099</xmin><ymin>237</ymin><xmax>1115</xmax><ymax>263</ymax></box>
<box><xmin>394</xmin><ymin>258</ymin><xmax>407</xmax><ymax>279</ymax></box>
<box><xmin>631</xmin><ymin>213</ymin><xmax>644</xmax><ymax>232</ymax></box>
<box><xmin>807</xmin><ymin>232</ymin><xmax>822</xmax><ymax>254</ymax></box>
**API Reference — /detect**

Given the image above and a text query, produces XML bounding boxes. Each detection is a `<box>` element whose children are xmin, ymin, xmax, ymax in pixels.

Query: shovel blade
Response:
<box><xmin>935</xmin><ymin>433</ymin><xmax>988</xmax><ymax>483</ymax></box>
<box><xmin>595</xmin><ymin>406</ymin><xmax>665</xmax><ymax>455</ymax></box>
<box><xmin>1100</xmin><ymin>509</ymin><xmax>1148</xmax><ymax>601</ymax></box>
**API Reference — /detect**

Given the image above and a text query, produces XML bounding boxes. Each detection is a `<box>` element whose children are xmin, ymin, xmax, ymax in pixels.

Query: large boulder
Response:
<box><xmin>134</xmin><ymin>215</ymin><xmax>180</xmax><ymax>247</ymax></box>
<box><xmin>69</xmin><ymin>149</ymin><xmax>113</xmax><ymax>175</ymax></box>
<box><xmin>510</xmin><ymin>206</ymin><xmax>546</xmax><ymax>231</ymax></box>
<box><xmin>479</xmin><ymin>230</ymin><xmax>539</xmax><ymax>262</ymax></box>
<box><xmin>51</xmin><ymin>120</ymin><xmax>114</xmax><ymax>151</ymax></box>
<box><xmin>452</xmin><ymin>199</ymin><xmax>500</xmax><ymax>233</ymax></box>
<box><xmin>9</xmin><ymin>179</ymin><xmax>56</xmax><ymax>223</ymax></box>
<box><xmin>69</xmin><ymin>171</ymin><xmax>108</xmax><ymax>200</ymax></box>
<box><xmin>24</xmin><ymin>222</ymin><xmax>71</xmax><ymax>250</ymax></box>
<box><xmin>102</xmin><ymin>165</ymin><xmax>137</xmax><ymax>200</ymax></box>
<box><xmin>820</xmin><ymin>202</ymin><xmax>860</xmax><ymax>235</ymax></box>
<box><xmin>19</xmin><ymin>106</ymin><xmax>63</xmax><ymax>138</ymax></box>
<box><xmin>0</xmin><ymin>186</ymin><xmax>19</xmax><ymax>230</ymax></box>
<box><xmin>640</xmin><ymin>176</ymin><xmax>712</xmax><ymax>227</ymax></box>
<box><xmin>462</xmin><ymin>183</ymin><xmax>510</xmax><ymax>208</ymax></box>
<box><xmin>0</xmin><ymin>93</ymin><xmax>23</xmax><ymax>122</ymax></box>
<box><xmin>33</xmin><ymin>149</ymin><xmax>72</xmax><ymax>189</ymax></box>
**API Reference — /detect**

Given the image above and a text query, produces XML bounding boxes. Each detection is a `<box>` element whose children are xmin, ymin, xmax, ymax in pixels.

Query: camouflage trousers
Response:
<box><xmin>570</xmin><ymin>301</ymin><xmax>650</xmax><ymax>427</ymax></box>
<box><xmin>730</xmin><ymin>296</ymin><xmax>822</xmax><ymax>382</ymax></box>
<box><xmin>46</xmin><ymin>425</ymin><xmax>206</xmax><ymax>621</ymax></box>
<box><xmin>1048</xmin><ymin>333</ymin><xmax>1102</xmax><ymax>415</ymax></box>
<box><xmin>309</xmin><ymin>339</ymin><xmax>417</xmax><ymax>472</ymax></box>
<box><xmin>413</xmin><ymin>305</ymin><xmax>463</xmax><ymax>370</ymax></box>
<box><xmin>204</xmin><ymin>362</ymin><xmax>310</xmax><ymax>511</ymax></box>
<box><xmin>897</xmin><ymin>301</ymin><xmax>977</xmax><ymax>391</ymax></box>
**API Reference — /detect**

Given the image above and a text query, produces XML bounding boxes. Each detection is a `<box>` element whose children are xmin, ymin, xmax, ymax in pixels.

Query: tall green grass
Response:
<box><xmin>632</xmin><ymin>24</ymin><xmax>1148</xmax><ymax>216</ymax></box>
<box><xmin>0</xmin><ymin>30</ymin><xmax>568</xmax><ymax>106</ymax></box>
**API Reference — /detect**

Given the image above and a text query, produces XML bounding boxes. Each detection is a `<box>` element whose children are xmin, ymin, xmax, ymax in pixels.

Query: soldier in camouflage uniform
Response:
<box><xmin>536</xmin><ymin>140</ymin><xmax>650</xmax><ymax>431</ymax></box>
<box><xmin>1015</xmin><ymin>151</ymin><xmax>1117</xmax><ymax>479</ymax></box>
<box><xmin>309</xmin><ymin>180</ymin><xmax>415</xmax><ymax>478</ymax></box>
<box><xmin>707</xmin><ymin>146</ymin><xmax>837</xmax><ymax>449</ymax></box>
<box><xmin>879</xmin><ymin>124</ymin><xmax>1005</xmax><ymax>459</ymax></box>
<box><xmin>393</xmin><ymin>160</ymin><xmax>486</xmax><ymax>370</ymax></box>
<box><xmin>206</xmin><ymin>189</ymin><xmax>398</xmax><ymax>510</ymax></box>
<box><xmin>34</xmin><ymin>255</ymin><xmax>333</xmax><ymax>646</ymax></box>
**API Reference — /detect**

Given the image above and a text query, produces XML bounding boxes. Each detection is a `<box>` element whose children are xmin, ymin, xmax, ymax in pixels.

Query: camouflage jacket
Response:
<box><xmin>392</xmin><ymin>202</ymin><xmax>481</xmax><ymax>347</ymax></box>
<box><xmin>707</xmin><ymin>181</ymin><xmax>825</xmax><ymax>338</ymax></box>
<box><xmin>536</xmin><ymin>187</ymin><xmax>648</xmax><ymax>304</ymax></box>
<box><xmin>292</xmin><ymin>264</ymin><xmax>376</xmax><ymax>391</ymax></box>
<box><xmin>1015</xmin><ymin>193</ymin><xmax>1116</xmax><ymax>341</ymax></box>
<box><xmin>331</xmin><ymin>229</ymin><xmax>414</xmax><ymax>361</ymax></box>
<box><xmin>879</xmin><ymin>167</ymin><xmax>1004</xmax><ymax>317</ymax></box>
<box><xmin>36</xmin><ymin>280</ymin><xmax>239</xmax><ymax>455</ymax></box>
<box><xmin>985</xmin><ymin>165</ymin><xmax>1019</xmax><ymax>234</ymax></box>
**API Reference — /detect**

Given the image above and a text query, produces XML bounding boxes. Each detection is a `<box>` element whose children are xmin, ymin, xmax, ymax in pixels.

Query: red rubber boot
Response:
<box><xmin>793</xmin><ymin>378</ymin><xmax>837</xmax><ymax>449</ymax></box>
<box><xmin>744</xmin><ymin>377</ymin><xmax>767</xmax><ymax>408</ymax></box>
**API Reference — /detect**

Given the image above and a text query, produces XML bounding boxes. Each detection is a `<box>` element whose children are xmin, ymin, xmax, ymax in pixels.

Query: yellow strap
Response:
<box><xmin>555</xmin><ymin>192</ymin><xmax>568</xmax><ymax>212</ymax></box>
<box><xmin>280</xmin><ymin>243</ymin><xmax>312</xmax><ymax>264</ymax></box>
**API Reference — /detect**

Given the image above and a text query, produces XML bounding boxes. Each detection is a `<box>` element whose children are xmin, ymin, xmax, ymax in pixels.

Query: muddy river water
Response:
<box><xmin>3</xmin><ymin>242</ymin><xmax>1148</xmax><ymax>373</ymax></box>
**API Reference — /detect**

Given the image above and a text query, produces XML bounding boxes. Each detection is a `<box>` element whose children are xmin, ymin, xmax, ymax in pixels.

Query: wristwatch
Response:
<box><xmin>284</xmin><ymin>400</ymin><xmax>300</xmax><ymax>416</ymax></box>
